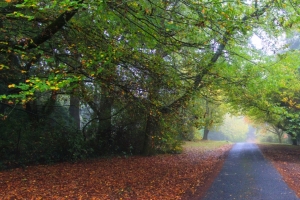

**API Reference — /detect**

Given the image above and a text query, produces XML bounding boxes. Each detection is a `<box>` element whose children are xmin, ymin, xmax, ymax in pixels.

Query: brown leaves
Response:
<box><xmin>0</xmin><ymin>144</ymin><xmax>232</xmax><ymax>199</ymax></box>
<box><xmin>258</xmin><ymin>144</ymin><xmax>300</xmax><ymax>198</ymax></box>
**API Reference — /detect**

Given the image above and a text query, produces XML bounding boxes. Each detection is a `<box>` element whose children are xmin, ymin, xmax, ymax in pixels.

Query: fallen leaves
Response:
<box><xmin>258</xmin><ymin>144</ymin><xmax>300</xmax><ymax>198</ymax></box>
<box><xmin>0</xmin><ymin>144</ymin><xmax>232</xmax><ymax>199</ymax></box>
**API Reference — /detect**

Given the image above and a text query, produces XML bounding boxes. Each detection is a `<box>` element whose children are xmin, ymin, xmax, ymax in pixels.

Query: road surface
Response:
<box><xmin>203</xmin><ymin>143</ymin><xmax>299</xmax><ymax>200</ymax></box>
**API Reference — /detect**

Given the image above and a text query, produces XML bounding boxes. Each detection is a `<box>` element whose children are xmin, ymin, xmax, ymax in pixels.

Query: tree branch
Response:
<box><xmin>14</xmin><ymin>1</ymin><xmax>83</xmax><ymax>51</ymax></box>
<box><xmin>161</xmin><ymin>2</ymin><xmax>272</xmax><ymax>113</ymax></box>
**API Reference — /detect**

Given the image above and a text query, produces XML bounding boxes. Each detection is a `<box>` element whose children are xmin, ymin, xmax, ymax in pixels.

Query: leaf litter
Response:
<box><xmin>258</xmin><ymin>144</ymin><xmax>300</xmax><ymax>198</ymax></box>
<box><xmin>0</xmin><ymin>144</ymin><xmax>232</xmax><ymax>199</ymax></box>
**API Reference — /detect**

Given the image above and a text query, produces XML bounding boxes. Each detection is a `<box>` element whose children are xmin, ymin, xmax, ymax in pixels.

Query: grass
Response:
<box><xmin>256</xmin><ymin>142</ymin><xmax>298</xmax><ymax>147</ymax></box>
<box><xmin>182</xmin><ymin>140</ymin><xmax>232</xmax><ymax>151</ymax></box>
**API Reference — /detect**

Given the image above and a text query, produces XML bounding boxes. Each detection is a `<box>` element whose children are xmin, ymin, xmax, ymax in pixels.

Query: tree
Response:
<box><xmin>1</xmin><ymin>0</ymin><xmax>300</xmax><ymax>165</ymax></box>
<box><xmin>265</xmin><ymin>124</ymin><xmax>285</xmax><ymax>143</ymax></box>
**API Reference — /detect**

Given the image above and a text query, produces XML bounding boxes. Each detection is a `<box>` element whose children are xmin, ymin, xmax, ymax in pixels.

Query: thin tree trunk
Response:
<box><xmin>292</xmin><ymin>138</ymin><xmax>297</xmax><ymax>145</ymax></box>
<box><xmin>203</xmin><ymin>127</ymin><xmax>209</xmax><ymax>140</ymax></box>
<box><xmin>202</xmin><ymin>99</ymin><xmax>209</xmax><ymax>140</ymax></box>
<box><xmin>16</xmin><ymin>130</ymin><xmax>21</xmax><ymax>158</ymax></box>
<box><xmin>278</xmin><ymin>135</ymin><xmax>282</xmax><ymax>143</ymax></box>
<box><xmin>69</xmin><ymin>92</ymin><xmax>80</xmax><ymax>130</ymax></box>
<box><xmin>276</xmin><ymin>129</ymin><xmax>282</xmax><ymax>144</ymax></box>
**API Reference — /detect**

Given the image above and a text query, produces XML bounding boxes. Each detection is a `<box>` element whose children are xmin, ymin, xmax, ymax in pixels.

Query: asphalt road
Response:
<box><xmin>203</xmin><ymin>142</ymin><xmax>299</xmax><ymax>200</ymax></box>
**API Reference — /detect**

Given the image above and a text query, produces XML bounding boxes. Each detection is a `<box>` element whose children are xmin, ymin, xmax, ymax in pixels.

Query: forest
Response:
<box><xmin>1</xmin><ymin>0</ymin><xmax>300</xmax><ymax>168</ymax></box>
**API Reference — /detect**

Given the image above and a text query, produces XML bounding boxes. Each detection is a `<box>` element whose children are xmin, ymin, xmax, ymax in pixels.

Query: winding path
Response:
<box><xmin>203</xmin><ymin>143</ymin><xmax>299</xmax><ymax>200</ymax></box>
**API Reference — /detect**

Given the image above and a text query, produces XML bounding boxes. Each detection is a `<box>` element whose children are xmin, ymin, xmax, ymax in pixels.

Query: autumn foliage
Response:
<box><xmin>0</xmin><ymin>143</ymin><xmax>232</xmax><ymax>199</ymax></box>
<box><xmin>258</xmin><ymin>144</ymin><xmax>300</xmax><ymax>198</ymax></box>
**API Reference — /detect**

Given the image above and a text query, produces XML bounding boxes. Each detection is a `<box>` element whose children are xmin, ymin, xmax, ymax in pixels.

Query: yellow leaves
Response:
<box><xmin>282</xmin><ymin>96</ymin><xmax>300</xmax><ymax>108</ymax></box>
<box><xmin>289</xmin><ymin>100</ymin><xmax>297</xmax><ymax>107</ymax></box>
<box><xmin>25</xmin><ymin>79</ymin><xmax>30</xmax><ymax>83</ymax></box>
<box><xmin>282</xmin><ymin>97</ymin><xmax>288</xmax><ymax>103</ymax></box>
<box><xmin>295</xmin><ymin>104</ymin><xmax>300</xmax><ymax>109</ymax></box>
<box><xmin>8</xmin><ymin>84</ymin><xmax>15</xmax><ymax>88</ymax></box>
<box><xmin>0</xmin><ymin>64</ymin><xmax>9</xmax><ymax>70</ymax></box>
<box><xmin>21</xmin><ymin>99</ymin><xmax>27</xmax><ymax>107</ymax></box>
<box><xmin>145</xmin><ymin>8</ymin><xmax>151</xmax><ymax>15</ymax></box>
<box><xmin>220</xmin><ymin>12</ymin><xmax>229</xmax><ymax>19</ymax></box>
<box><xmin>129</xmin><ymin>2</ymin><xmax>139</xmax><ymax>7</ymax></box>
<box><xmin>245</xmin><ymin>25</ymin><xmax>251</xmax><ymax>30</ymax></box>
<box><xmin>50</xmin><ymin>86</ymin><xmax>59</xmax><ymax>91</ymax></box>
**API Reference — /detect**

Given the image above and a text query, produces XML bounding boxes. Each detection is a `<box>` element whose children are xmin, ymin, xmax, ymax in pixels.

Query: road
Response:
<box><xmin>203</xmin><ymin>143</ymin><xmax>299</xmax><ymax>200</ymax></box>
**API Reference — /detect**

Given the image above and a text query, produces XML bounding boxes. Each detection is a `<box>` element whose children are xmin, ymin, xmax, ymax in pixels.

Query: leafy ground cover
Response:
<box><xmin>258</xmin><ymin>143</ymin><xmax>300</xmax><ymax>198</ymax></box>
<box><xmin>0</xmin><ymin>141</ymin><xmax>232</xmax><ymax>199</ymax></box>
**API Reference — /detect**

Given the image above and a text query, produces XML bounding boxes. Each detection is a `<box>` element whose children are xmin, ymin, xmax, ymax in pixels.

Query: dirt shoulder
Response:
<box><xmin>0</xmin><ymin>141</ymin><xmax>232</xmax><ymax>199</ymax></box>
<box><xmin>258</xmin><ymin>143</ymin><xmax>300</xmax><ymax>198</ymax></box>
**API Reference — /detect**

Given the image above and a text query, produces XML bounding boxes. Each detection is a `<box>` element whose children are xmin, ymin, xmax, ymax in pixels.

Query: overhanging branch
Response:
<box><xmin>161</xmin><ymin>2</ymin><xmax>272</xmax><ymax>113</ymax></box>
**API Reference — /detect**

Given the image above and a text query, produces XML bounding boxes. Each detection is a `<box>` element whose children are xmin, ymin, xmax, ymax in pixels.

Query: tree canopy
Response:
<box><xmin>1</xmin><ymin>0</ymin><xmax>300</xmax><ymax>167</ymax></box>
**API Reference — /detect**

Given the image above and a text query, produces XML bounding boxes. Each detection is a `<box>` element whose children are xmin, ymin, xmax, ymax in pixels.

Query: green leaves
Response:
<box><xmin>2</xmin><ymin>0</ymin><xmax>300</xmax><ymax>154</ymax></box>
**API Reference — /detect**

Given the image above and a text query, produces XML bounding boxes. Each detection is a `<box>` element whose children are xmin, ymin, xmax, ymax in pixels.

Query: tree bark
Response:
<box><xmin>142</xmin><ymin>114</ymin><xmax>157</xmax><ymax>156</ymax></box>
<box><xmin>275</xmin><ymin>128</ymin><xmax>282</xmax><ymax>144</ymax></box>
<box><xmin>202</xmin><ymin>99</ymin><xmax>210</xmax><ymax>140</ymax></box>
<box><xmin>203</xmin><ymin>127</ymin><xmax>209</xmax><ymax>140</ymax></box>
<box><xmin>69</xmin><ymin>92</ymin><xmax>80</xmax><ymax>130</ymax></box>
<box><xmin>278</xmin><ymin>135</ymin><xmax>282</xmax><ymax>143</ymax></box>
<box><xmin>97</xmin><ymin>86</ymin><xmax>113</xmax><ymax>152</ymax></box>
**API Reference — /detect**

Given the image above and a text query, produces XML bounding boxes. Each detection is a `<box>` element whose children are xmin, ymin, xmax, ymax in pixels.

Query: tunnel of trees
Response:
<box><xmin>1</xmin><ymin>0</ymin><xmax>300</xmax><ymax>168</ymax></box>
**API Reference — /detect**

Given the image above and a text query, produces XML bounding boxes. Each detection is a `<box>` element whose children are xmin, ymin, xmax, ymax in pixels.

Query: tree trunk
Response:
<box><xmin>278</xmin><ymin>135</ymin><xmax>282</xmax><ymax>143</ymax></box>
<box><xmin>15</xmin><ymin>129</ymin><xmax>21</xmax><ymax>158</ymax></box>
<box><xmin>288</xmin><ymin>131</ymin><xmax>298</xmax><ymax>145</ymax></box>
<box><xmin>202</xmin><ymin>99</ymin><xmax>209</xmax><ymax>140</ymax></box>
<box><xmin>203</xmin><ymin>127</ymin><xmax>209</xmax><ymax>140</ymax></box>
<box><xmin>142</xmin><ymin>114</ymin><xmax>157</xmax><ymax>156</ymax></box>
<box><xmin>69</xmin><ymin>92</ymin><xmax>80</xmax><ymax>130</ymax></box>
<box><xmin>277</xmin><ymin>131</ymin><xmax>282</xmax><ymax>143</ymax></box>
<box><xmin>97</xmin><ymin>88</ymin><xmax>113</xmax><ymax>152</ymax></box>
